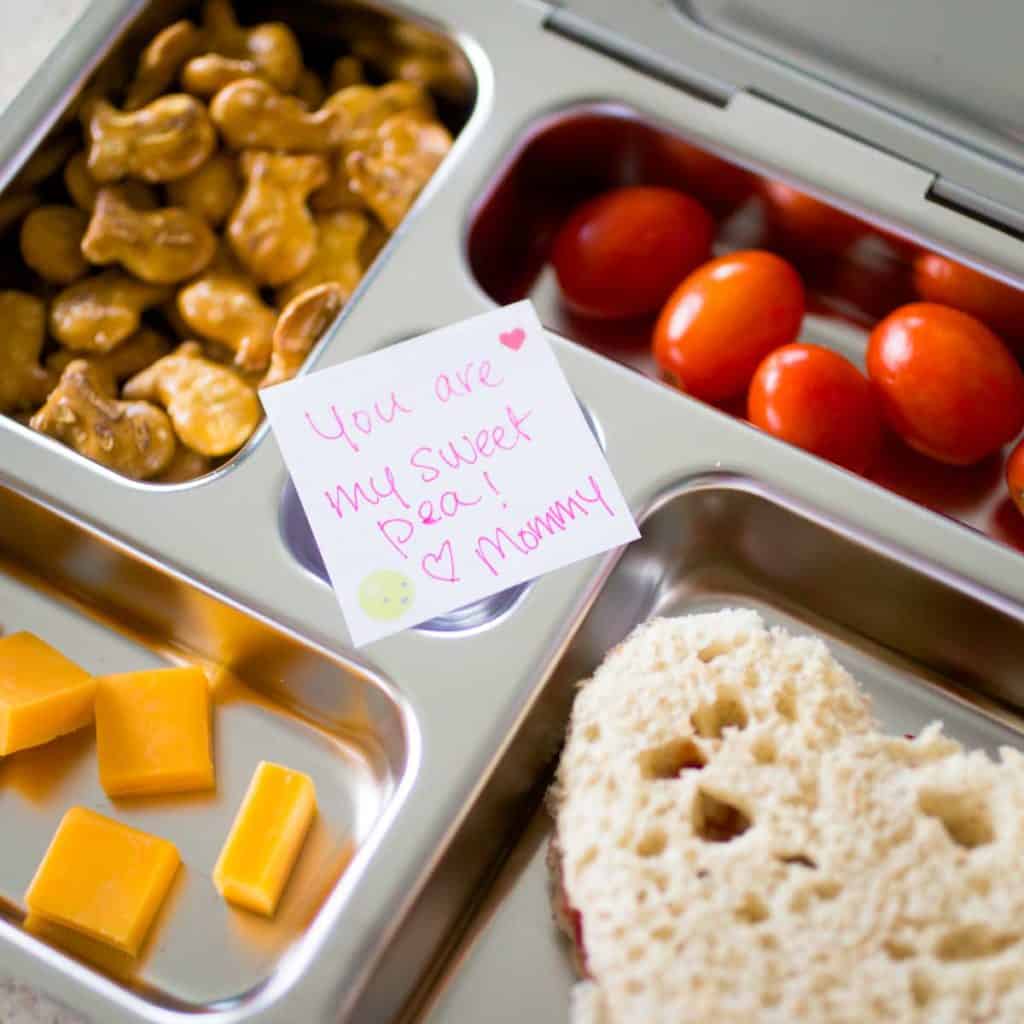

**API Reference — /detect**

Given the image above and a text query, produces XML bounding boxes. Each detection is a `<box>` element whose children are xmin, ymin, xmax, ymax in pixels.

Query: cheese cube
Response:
<box><xmin>0</xmin><ymin>632</ymin><xmax>95</xmax><ymax>756</ymax></box>
<box><xmin>213</xmin><ymin>761</ymin><xmax>316</xmax><ymax>916</ymax></box>
<box><xmin>95</xmin><ymin>666</ymin><xmax>214</xmax><ymax>797</ymax></box>
<box><xmin>25</xmin><ymin>807</ymin><xmax>180</xmax><ymax>955</ymax></box>
<box><xmin>24</xmin><ymin>913</ymin><xmax>136</xmax><ymax>978</ymax></box>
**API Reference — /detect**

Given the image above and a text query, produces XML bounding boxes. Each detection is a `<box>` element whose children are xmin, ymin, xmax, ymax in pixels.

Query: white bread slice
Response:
<box><xmin>551</xmin><ymin>610</ymin><xmax>1024</xmax><ymax>1023</ymax></box>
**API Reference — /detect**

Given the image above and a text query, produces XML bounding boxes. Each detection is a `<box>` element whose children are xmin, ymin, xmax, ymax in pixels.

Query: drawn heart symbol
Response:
<box><xmin>421</xmin><ymin>540</ymin><xmax>459</xmax><ymax>583</ymax></box>
<box><xmin>499</xmin><ymin>327</ymin><xmax>526</xmax><ymax>351</ymax></box>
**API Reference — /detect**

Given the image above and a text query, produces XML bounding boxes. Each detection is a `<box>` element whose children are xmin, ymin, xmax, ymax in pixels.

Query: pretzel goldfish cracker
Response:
<box><xmin>19</xmin><ymin>205</ymin><xmax>90</xmax><ymax>285</ymax></box>
<box><xmin>277</xmin><ymin>209</ymin><xmax>370</xmax><ymax>306</ymax></box>
<box><xmin>123</xmin><ymin>341</ymin><xmax>261</xmax><ymax>457</ymax></box>
<box><xmin>210</xmin><ymin>78</ymin><xmax>348</xmax><ymax>152</ymax></box>
<box><xmin>50</xmin><ymin>271</ymin><xmax>171</xmax><ymax>353</ymax></box>
<box><xmin>123</xmin><ymin>20</ymin><xmax>204</xmax><ymax>111</ymax></box>
<box><xmin>327</xmin><ymin>56</ymin><xmax>364</xmax><ymax>93</ymax></box>
<box><xmin>0</xmin><ymin>291</ymin><xmax>53</xmax><ymax>413</ymax></box>
<box><xmin>46</xmin><ymin>327</ymin><xmax>172</xmax><ymax>386</ymax></box>
<box><xmin>323</xmin><ymin>81</ymin><xmax>434</xmax><ymax>148</ymax></box>
<box><xmin>198</xmin><ymin>0</ymin><xmax>302</xmax><ymax>92</ymax></box>
<box><xmin>64</xmin><ymin>152</ymin><xmax>158</xmax><ymax>213</ymax></box>
<box><xmin>85</xmin><ymin>95</ymin><xmax>216</xmax><ymax>183</ymax></box>
<box><xmin>262</xmin><ymin>283</ymin><xmax>345</xmax><ymax>389</ymax></box>
<box><xmin>346</xmin><ymin>111</ymin><xmax>452</xmax><ymax>230</ymax></box>
<box><xmin>31</xmin><ymin>360</ymin><xmax>177</xmax><ymax>480</ymax></box>
<box><xmin>82</xmin><ymin>188</ymin><xmax>217</xmax><ymax>284</ymax></box>
<box><xmin>176</xmin><ymin>271</ymin><xmax>277</xmax><ymax>372</ymax></box>
<box><xmin>227</xmin><ymin>150</ymin><xmax>327</xmax><ymax>286</ymax></box>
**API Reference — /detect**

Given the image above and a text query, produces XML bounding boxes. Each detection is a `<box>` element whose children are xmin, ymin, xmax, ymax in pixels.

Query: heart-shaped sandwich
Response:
<box><xmin>550</xmin><ymin>609</ymin><xmax>1024</xmax><ymax>1023</ymax></box>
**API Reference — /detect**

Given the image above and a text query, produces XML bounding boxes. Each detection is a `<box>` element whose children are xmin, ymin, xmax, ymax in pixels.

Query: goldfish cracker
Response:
<box><xmin>0</xmin><ymin>192</ymin><xmax>40</xmax><ymax>236</ymax></box>
<box><xmin>327</xmin><ymin>55</ymin><xmax>364</xmax><ymax>92</ymax></box>
<box><xmin>64</xmin><ymin>152</ymin><xmax>158</xmax><ymax>213</ymax></box>
<box><xmin>50</xmin><ymin>271</ymin><xmax>171</xmax><ymax>352</ymax></box>
<box><xmin>210</xmin><ymin>77</ymin><xmax>348</xmax><ymax>151</ymax></box>
<box><xmin>277</xmin><ymin>209</ymin><xmax>370</xmax><ymax>305</ymax></box>
<box><xmin>166</xmin><ymin>152</ymin><xmax>241</xmax><ymax>227</ymax></box>
<box><xmin>85</xmin><ymin>95</ymin><xmax>216</xmax><ymax>183</ymax></box>
<box><xmin>197</xmin><ymin>0</ymin><xmax>301</xmax><ymax>92</ymax></box>
<box><xmin>82</xmin><ymin>188</ymin><xmax>216</xmax><ymax>285</ymax></box>
<box><xmin>19</xmin><ymin>205</ymin><xmax>90</xmax><ymax>285</ymax></box>
<box><xmin>123</xmin><ymin>20</ymin><xmax>204</xmax><ymax>111</ymax></box>
<box><xmin>228</xmin><ymin>150</ymin><xmax>327</xmax><ymax>285</ymax></box>
<box><xmin>123</xmin><ymin>341</ymin><xmax>261</xmax><ymax>457</ymax></box>
<box><xmin>0</xmin><ymin>291</ymin><xmax>53</xmax><ymax>413</ymax></box>
<box><xmin>177</xmin><ymin>266</ymin><xmax>277</xmax><ymax>372</ymax></box>
<box><xmin>31</xmin><ymin>361</ymin><xmax>177</xmax><ymax>480</ymax></box>
<box><xmin>346</xmin><ymin>111</ymin><xmax>452</xmax><ymax>230</ymax></box>
<box><xmin>262</xmin><ymin>283</ymin><xmax>345</xmax><ymax>388</ymax></box>
<box><xmin>294</xmin><ymin>67</ymin><xmax>327</xmax><ymax>109</ymax></box>
<box><xmin>46</xmin><ymin>327</ymin><xmax>172</xmax><ymax>387</ymax></box>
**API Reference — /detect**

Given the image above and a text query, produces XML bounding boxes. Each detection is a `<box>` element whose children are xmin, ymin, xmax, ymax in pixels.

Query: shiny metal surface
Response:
<box><xmin>421</xmin><ymin>487</ymin><xmax>1024</xmax><ymax>1023</ymax></box>
<box><xmin>0</xmin><ymin>485</ymin><xmax>409</xmax><ymax>1010</ymax></box>
<box><xmin>3</xmin><ymin>0</ymin><xmax>1024</xmax><ymax>1022</ymax></box>
<box><xmin>550</xmin><ymin>0</ymin><xmax>1024</xmax><ymax>247</ymax></box>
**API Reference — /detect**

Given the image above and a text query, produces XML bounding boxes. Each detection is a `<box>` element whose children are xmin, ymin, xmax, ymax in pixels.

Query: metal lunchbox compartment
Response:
<box><xmin>2</xmin><ymin>1</ymin><xmax>1024</xmax><ymax>1022</ymax></box>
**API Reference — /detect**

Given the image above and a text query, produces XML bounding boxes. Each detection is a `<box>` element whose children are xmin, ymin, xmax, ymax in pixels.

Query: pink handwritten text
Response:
<box><xmin>474</xmin><ymin>474</ymin><xmax>615</xmax><ymax>576</ymax></box>
<box><xmin>434</xmin><ymin>359</ymin><xmax>504</xmax><ymax>403</ymax></box>
<box><xmin>410</xmin><ymin>404</ymin><xmax>533</xmax><ymax>483</ymax></box>
<box><xmin>305</xmin><ymin>391</ymin><xmax>413</xmax><ymax>453</ymax></box>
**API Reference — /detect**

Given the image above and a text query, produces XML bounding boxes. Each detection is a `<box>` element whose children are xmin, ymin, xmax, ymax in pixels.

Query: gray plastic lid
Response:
<box><xmin>549</xmin><ymin>0</ymin><xmax>1024</xmax><ymax>233</ymax></box>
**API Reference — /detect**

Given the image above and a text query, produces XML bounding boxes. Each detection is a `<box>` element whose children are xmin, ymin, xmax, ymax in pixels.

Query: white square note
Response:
<box><xmin>261</xmin><ymin>301</ymin><xmax>639</xmax><ymax>645</ymax></box>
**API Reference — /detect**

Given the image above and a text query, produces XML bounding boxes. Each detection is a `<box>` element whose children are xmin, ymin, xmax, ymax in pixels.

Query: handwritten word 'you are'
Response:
<box><xmin>303</xmin><ymin>359</ymin><xmax>505</xmax><ymax>454</ymax></box>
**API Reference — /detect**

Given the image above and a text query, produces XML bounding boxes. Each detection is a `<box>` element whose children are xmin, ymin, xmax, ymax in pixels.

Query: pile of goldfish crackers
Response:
<box><xmin>0</xmin><ymin>0</ymin><xmax>461</xmax><ymax>481</ymax></box>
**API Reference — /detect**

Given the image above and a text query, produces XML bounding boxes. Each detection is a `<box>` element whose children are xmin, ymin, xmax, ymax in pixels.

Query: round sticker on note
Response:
<box><xmin>358</xmin><ymin>570</ymin><xmax>415</xmax><ymax>621</ymax></box>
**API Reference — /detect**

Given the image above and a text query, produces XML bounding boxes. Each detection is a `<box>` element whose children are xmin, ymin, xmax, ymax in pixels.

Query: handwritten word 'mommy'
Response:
<box><xmin>410</xmin><ymin>405</ymin><xmax>532</xmax><ymax>483</ymax></box>
<box><xmin>305</xmin><ymin>391</ymin><xmax>413</xmax><ymax>453</ymax></box>
<box><xmin>475</xmin><ymin>474</ymin><xmax>615</xmax><ymax>576</ymax></box>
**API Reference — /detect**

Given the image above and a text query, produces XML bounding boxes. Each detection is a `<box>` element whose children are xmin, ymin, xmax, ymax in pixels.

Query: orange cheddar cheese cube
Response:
<box><xmin>213</xmin><ymin>761</ymin><xmax>316</xmax><ymax>916</ymax></box>
<box><xmin>0</xmin><ymin>632</ymin><xmax>95</xmax><ymax>756</ymax></box>
<box><xmin>95</xmin><ymin>666</ymin><xmax>214</xmax><ymax>797</ymax></box>
<box><xmin>24</xmin><ymin>913</ymin><xmax>137</xmax><ymax>979</ymax></box>
<box><xmin>25</xmin><ymin>807</ymin><xmax>180</xmax><ymax>956</ymax></box>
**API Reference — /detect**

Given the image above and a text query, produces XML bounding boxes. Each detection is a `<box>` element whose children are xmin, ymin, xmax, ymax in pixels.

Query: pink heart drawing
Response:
<box><xmin>421</xmin><ymin>540</ymin><xmax>459</xmax><ymax>583</ymax></box>
<box><xmin>499</xmin><ymin>327</ymin><xmax>526</xmax><ymax>351</ymax></box>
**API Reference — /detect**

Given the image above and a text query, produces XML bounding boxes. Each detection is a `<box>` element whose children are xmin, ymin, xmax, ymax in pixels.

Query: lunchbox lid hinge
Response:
<box><xmin>543</xmin><ymin>5</ymin><xmax>733</xmax><ymax>109</ymax></box>
<box><xmin>927</xmin><ymin>178</ymin><xmax>1024</xmax><ymax>244</ymax></box>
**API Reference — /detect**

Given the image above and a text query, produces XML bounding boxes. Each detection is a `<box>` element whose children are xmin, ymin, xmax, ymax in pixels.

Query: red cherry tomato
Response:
<box><xmin>748</xmin><ymin>343</ymin><xmax>882</xmax><ymax>474</ymax></box>
<box><xmin>652</xmin><ymin>136</ymin><xmax>757</xmax><ymax>217</ymax></box>
<box><xmin>913</xmin><ymin>252</ymin><xmax>1024</xmax><ymax>350</ymax></box>
<box><xmin>866</xmin><ymin>302</ymin><xmax>1024</xmax><ymax>465</ymax></box>
<box><xmin>652</xmin><ymin>250</ymin><xmax>805</xmax><ymax>402</ymax></box>
<box><xmin>551</xmin><ymin>186</ymin><xmax>714</xmax><ymax>319</ymax></box>
<box><xmin>1006</xmin><ymin>437</ymin><xmax>1024</xmax><ymax>519</ymax></box>
<box><xmin>761</xmin><ymin>181</ymin><xmax>865</xmax><ymax>256</ymax></box>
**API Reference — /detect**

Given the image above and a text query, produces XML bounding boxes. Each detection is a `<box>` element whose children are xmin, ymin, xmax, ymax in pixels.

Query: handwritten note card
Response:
<box><xmin>261</xmin><ymin>301</ymin><xmax>639</xmax><ymax>645</ymax></box>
